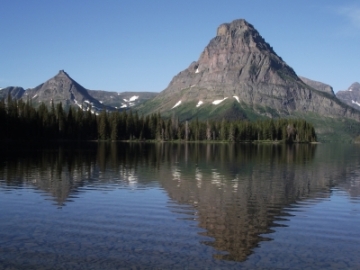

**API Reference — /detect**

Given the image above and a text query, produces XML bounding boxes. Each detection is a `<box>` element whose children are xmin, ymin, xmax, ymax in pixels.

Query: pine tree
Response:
<box><xmin>110</xmin><ymin>111</ymin><xmax>119</xmax><ymax>141</ymax></box>
<box><xmin>228</xmin><ymin>123</ymin><xmax>235</xmax><ymax>142</ymax></box>
<box><xmin>98</xmin><ymin>110</ymin><xmax>109</xmax><ymax>140</ymax></box>
<box><xmin>220</xmin><ymin>118</ymin><xmax>226</xmax><ymax>141</ymax></box>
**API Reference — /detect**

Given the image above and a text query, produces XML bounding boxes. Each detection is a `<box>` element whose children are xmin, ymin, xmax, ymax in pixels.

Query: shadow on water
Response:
<box><xmin>1</xmin><ymin>142</ymin><xmax>360</xmax><ymax>263</ymax></box>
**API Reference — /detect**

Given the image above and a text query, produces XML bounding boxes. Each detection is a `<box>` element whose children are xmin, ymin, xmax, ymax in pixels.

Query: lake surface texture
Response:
<box><xmin>0</xmin><ymin>142</ymin><xmax>359</xmax><ymax>269</ymax></box>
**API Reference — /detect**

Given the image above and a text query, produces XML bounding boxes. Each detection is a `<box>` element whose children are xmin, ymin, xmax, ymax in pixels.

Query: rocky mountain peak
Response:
<box><xmin>56</xmin><ymin>69</ymin><xmax>70</xmax><ymax>78</ymax></box>
<box><xmin>21</xmin><ymin>70</ymin><xmax>108</xmax><ymax>111</ymax></box>
<box><xmin>142</xmin><ymin>18</ymin><xmax>360</xmax><ymax>126</ymax></box>
<box><xmin>348</xmin><ymin>82</ymin><xmax>360</xmax><ymax>91</ymax></box>
<box><xmin>216</xmin><ymin>19</ymin><xmax>252</xmax><ymax>36</ymax></box>
<box><xmin>170</xmin><ymin>18</ymin><xmax>300</xmax><ymax>98</ymax></box>
<box><xmin>214</xmin><ymin>19</ymin><xmax>272</xmax><ymax>51</ymax></box>
<box><xmin>151</xmin><ymin>19</ymin><xmax>301</xmax><ymax>110</ymax></box>
<box><xmin>336</xmin><ymin>82</ymin><xmax>360</xmax><ymax>110</ymax></box>
<box><xmin>52</xmin><ymin>69</ymin><xmax>76</xmax><ymax>85</ymax></box>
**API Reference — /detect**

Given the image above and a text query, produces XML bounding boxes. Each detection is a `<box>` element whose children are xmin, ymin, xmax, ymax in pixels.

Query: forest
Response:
<box><xmin>0</xmin><ymin>96</ymin><xmax>317</xmax><ymax>142</ymax></box>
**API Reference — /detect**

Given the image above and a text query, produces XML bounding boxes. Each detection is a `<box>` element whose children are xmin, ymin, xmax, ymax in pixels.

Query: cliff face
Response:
<box><xmin>145</xmin><ymin>19</ymin><xmax>360</xmax><ymax>123</ymax></box>
<box><xmin>336</xmin><ymin>82</ymin><xmax>360</xmax><ymax>110</ymax></box>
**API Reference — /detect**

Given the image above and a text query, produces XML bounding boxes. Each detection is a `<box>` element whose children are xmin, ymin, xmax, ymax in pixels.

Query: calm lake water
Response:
<box><xmin>0</xmin><ymin>142</ymin><xmax>359</xmax><ymax>269</ymax></box>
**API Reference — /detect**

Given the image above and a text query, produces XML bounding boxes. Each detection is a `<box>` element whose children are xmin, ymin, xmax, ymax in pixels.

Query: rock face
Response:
<box><xmin>299</xmin><ymin>76</ymin><xmax>335</xmax><ymax>96</ymax></box>
<box><xmin>336</xmin><ymin>82</ymin><xmax>360</xmax><ymax>110</ymax></box>
<box><xmin>143</xmin><ymin>19</ymin><xmax>360</xmax><ymax>122</ymax></box>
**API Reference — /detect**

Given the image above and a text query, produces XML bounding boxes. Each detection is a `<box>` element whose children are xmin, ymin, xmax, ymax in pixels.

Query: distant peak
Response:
<box><xmin>348</xmin><ymin>82</ymin><xmax>360</xmax><ymax>91</ymax></box>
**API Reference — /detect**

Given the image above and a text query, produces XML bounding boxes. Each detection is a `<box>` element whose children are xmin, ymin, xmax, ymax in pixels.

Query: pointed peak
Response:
<box><xmin>57</xmin><ymin>69</ymin><xmax>68</xmax><ymax>76</ymax></box>
<box><xmin>54</xmin><ymin>70</ymin><xmax>73</xmax><ymax>81</ymax></box>
<box><xmin>213</xmin><ymin>18</ymin><xmax>276</xmax><ymax>55</ymax></box>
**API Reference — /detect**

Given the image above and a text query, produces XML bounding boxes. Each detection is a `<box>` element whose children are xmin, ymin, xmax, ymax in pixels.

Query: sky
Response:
<box><xmin>0</xmin><ymin>0</ymin><xmax>359</xmax><ymax>93</ymax></box>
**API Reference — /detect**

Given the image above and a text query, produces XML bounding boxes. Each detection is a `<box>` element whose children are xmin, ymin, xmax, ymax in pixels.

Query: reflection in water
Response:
<box><xmin>156</xmin><ymin>144</ymin><xmax>324</xmax><ymax>261</ymax></box>
<box><xmin>0</xmin><ymin>142</ymin><xmax>360</xmax><ymax>266</ymax></box>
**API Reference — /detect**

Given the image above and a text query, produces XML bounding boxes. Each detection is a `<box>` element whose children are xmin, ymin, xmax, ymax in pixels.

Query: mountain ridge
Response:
<box><xmin>1</xmin><ymin>18</ymin><xmax>360</xmax><ymax>141</ymax></box>
<box><xmin>0</xmin><ymin>70</ymin><xmax>158</xmax><ymax>112</ymax></box>
<box><xmin>136</xmin><ymin>18</ymin><xmax>360</xmax><ymax>141</ymax></box>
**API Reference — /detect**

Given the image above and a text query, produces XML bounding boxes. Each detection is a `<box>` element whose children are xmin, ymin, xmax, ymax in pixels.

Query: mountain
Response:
<box><xmin>88</xmin><ymin>90</ymin><xmax>157</xmax><ymax>109</ymax></box>
<box><xmin>23</xmin><ymin>70</ymin><xmax>111</xmax><ymax>112</ymax></box>
<box><xmin>138</xmin><ymin>19</ymin><xmax>360</xmax><ymax>141</ymax></box>
<box><xmin>336</xmin><ymin>82</ymin><xmax>360</xmax><ymax>110</ymax></box>
<box><xmin>0</xmin><ymin>86</ymin><xmax>26</xmax><ymax>100</ymax></box>
<box><xmin>299</xmin><ymin>76</ymin><xmax>335</xmax><ymax>96</ymax></box>
<box><xmin>0</xmin><ymin>70</ymin><xmax>157</xmax><ymax>112</ymax></box>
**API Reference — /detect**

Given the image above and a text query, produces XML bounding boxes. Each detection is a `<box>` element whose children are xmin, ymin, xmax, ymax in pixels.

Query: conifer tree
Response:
<box><xmin>98</xmin><ymin>110</ymin><xmax>109</xmax><ymax>140</ymax></box>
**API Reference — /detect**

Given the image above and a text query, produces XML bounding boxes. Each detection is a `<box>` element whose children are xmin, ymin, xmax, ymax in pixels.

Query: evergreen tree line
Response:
<box><xmin>0</xmin><ymin>96</ymin><xmax>316</xmax><ymax>142</ymax></box>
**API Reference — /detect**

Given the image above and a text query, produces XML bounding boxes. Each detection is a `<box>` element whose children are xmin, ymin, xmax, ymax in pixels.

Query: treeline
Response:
<box><xmin>0</xmin><ymin>96</ymin><xmax>316</xmax><ymax>142</ymax></box>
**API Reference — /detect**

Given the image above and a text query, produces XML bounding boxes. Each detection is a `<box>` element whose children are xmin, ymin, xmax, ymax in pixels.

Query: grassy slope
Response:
<box><xmin>292</xmin><ymin>112</ymin><xmax>360</xmax><ymax>142</ymax></box>
<box><xmin>137</xmin><ymin>98</ymin><xmax>360</xmax><ymax>142</ymax></box>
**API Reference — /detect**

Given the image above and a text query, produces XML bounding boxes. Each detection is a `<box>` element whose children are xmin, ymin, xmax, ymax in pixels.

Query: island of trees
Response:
<box><xmin>0</xmin><ymin>96</ymin><xmax>316</xmax><ymax>143</ymax></box>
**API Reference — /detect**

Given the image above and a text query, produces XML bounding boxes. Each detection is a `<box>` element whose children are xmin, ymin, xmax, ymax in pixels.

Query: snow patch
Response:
<box><xmin>32</xmin><ymin>94</ymin><xmax>38</xmax><ymax>99</ymax></box>
<box><xmin>233</xmin><ymin>96</ymin><xmax>240</xmax><ymax>103</ymax></box>
<box><xmin>172</xmin><ymin>100</ymin><xmax>182</xmax><ymax>109</ymax></box>
<box><xmin>212</xmin><ymin>97</ymin><xmax>228</xmax><ymax>105</ymax></box>
<box><xmin>351</xmin><ymin>100</ymin><xmax>360</xmax><ymax>106</ymax></box>
<box><xmin>120</xmin><ymin>104</ymin><xmax>128</xmax><ymax>108</ymax></box>
<box><xmin>195</xmin><ymin>68</ymin><xmax>199</xmax><ymax>74</ymax></box>
<box><xmin>196</xmin><ymin>101</ymin><xmax>203</xmax><ymax>107</ymax></box>
<box><xmin>129</xmin><ymin>95</ymin><xmax>139</xmax><ymax>102</ymax></box>
<box><xmin>123</xmin><ymin>99</ymin><xmax>128</xmax><ymax>102</ymax></box>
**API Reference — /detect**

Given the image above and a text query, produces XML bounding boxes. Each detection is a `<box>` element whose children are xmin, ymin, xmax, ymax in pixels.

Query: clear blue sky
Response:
<box><xmin>0</xmin><ymin>0</ymin><xmax>359</xmax><ymax>93</ymax></box>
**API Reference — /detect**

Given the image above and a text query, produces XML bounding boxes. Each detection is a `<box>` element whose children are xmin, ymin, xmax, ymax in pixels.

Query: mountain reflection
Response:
<box><xmin>156</xmin><ymin>144</ymin><xmax>322</xmax><ymax>261</ymax></box>
<box><xmin>1</xmin><ymin>142</ymin><xmax>360</xmax><ymax>262</ymax></box>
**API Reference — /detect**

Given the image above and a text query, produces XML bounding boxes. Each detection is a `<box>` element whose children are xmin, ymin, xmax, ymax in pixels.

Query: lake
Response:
<box><xmin>0</xmin><ymin>142</ymin><xmax>359</xmax><ymax>269</ymax></box>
